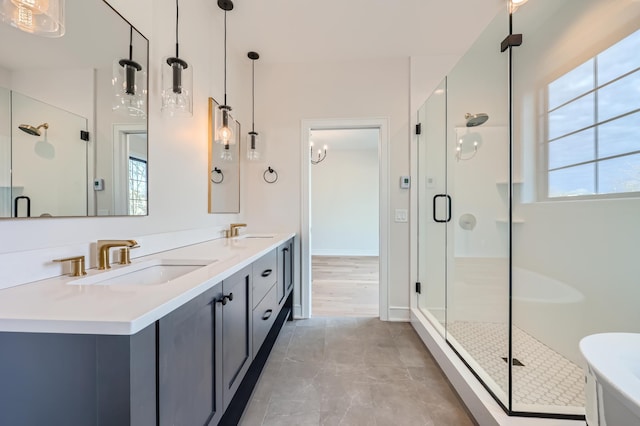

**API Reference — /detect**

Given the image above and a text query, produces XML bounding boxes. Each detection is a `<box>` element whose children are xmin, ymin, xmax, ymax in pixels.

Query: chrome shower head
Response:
<box><xmin>465</xmin><ymin>113</ymin><xmax>489</xmax><ymax>127</ymax></box>
<box><xmin>18</xmin><ymin>123</ymin><xmax>49</xmax><ymax>136</ymax></box>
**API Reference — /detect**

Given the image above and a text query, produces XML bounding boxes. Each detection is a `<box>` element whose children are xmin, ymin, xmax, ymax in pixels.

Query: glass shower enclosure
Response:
<box><xmin>416</xmin><ymin>0</ymin><xmax>640</xmax><ymax>419</ymax></box>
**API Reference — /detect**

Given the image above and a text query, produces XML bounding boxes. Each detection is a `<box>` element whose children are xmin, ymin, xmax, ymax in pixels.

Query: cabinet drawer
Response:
<box><xmin>252</xmin><ymin>284</ymin><xmax>278</xmax><ymax>358</ymax></box>
<box><xmin>252</xmin><ymin>249</ymin><xmax>277</xmax><ymax>308</ymax></box>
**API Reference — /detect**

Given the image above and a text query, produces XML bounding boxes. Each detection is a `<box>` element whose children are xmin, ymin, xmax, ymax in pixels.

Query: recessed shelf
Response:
<box><xmin>496</xmin><ymin>218</ymin><xmax>525</xmax><ymax>224</ymax></box>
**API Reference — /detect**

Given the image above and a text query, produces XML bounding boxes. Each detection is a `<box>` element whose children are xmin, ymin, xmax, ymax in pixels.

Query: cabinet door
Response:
<box><xmin>158</xmin><ymin>282</ymin><xmax>223</xmax><ymax>426</ymax></box>
<box><xmin>277</xmin><ymin>239</ymin><xmax>293</xmax><ymax>305</ymax></box>
<box><xmin>222</xmin><ymin>265</ymin><xmax>253</xmax><ymax>408</ymax></box>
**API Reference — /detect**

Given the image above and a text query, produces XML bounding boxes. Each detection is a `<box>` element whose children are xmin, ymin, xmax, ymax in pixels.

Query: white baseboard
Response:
<box><xmin>293</xmin><ymin>304</ymin><xmax>303</xmax><ymax>319</ymax></box>
<box><xmin>387</xmin><ymin>306</ymin><xmax>410</xmax><ymax>322</ymax></box>
<box><xmin>311</xmin><ymin>249</ymin><xmax>379</xmax><ymax>257</ymax></box>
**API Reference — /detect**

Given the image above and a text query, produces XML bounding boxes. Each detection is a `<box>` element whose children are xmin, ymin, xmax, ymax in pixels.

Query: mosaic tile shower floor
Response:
<box><xmin>446</xmin><ymin>321</ymin><xmax>585</xmax><ymax>408</ymax></box>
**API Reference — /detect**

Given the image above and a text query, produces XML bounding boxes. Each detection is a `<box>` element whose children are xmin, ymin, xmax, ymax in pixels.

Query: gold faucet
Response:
<box><xmin>226</xmin><ymin>223</ymin><xmax>247</xmax><ymax>238</ymax></box>
<box><xmin>97</xmin><ymin>240</ymin><xmax>138</xmax><ymax>270</ymax></box>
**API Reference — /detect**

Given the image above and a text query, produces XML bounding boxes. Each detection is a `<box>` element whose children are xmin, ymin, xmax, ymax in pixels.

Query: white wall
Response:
<box><xmin>244</xmin><ymin>58</ymin><xmax>411</xmax><ymax>316</ymax></box>
<box><xmin>0</xmin><ymin>0</ymin><xmax>249</xmax><ymax>287</ymax></box>
<box><xmin>11</xmin><ymin>93</ymin><xmax>88</xmax><ymax>217</ymax></box>
<box><xmin>311</xmin><ymin>147</ymin><xmax>379</xmax><ymax>256</ymax></box>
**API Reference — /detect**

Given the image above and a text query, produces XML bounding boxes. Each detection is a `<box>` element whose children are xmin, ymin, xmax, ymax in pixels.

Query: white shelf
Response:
<box><xmin>496</xmin><ymin>218</ymin><xmax>525</xmax><ymax>224</ymax></box>
<box><xmin>495</xmin><ymin>180</ymin><xmax>523</xmax><ymax>185</ymax></box>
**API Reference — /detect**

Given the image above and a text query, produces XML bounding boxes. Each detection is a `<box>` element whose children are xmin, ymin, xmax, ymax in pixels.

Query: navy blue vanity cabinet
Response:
<box><xmin>221</xmin><ymin>265</ymin><xmax>253</xmax><ymax>409</ymax></box>
<box><xmin>158</xmin><ymin>281</ymin><xmax>224</xmax><ymax>426</ymax></box>
<box><xmin>0</xmin><ymin>325</ymin><xmax>157</xmax><ymax>426</ymax></box>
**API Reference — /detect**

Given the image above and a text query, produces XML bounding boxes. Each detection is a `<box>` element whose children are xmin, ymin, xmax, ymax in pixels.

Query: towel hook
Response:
<box><xmin>263</xmin><ymin>166</ymin><xmax>278</xmax><ymax>184</ymax></box>
<box><xmin>211</xmin><ymin>167</ymin><xmax>224</xmax><ymax>184</ymax></box>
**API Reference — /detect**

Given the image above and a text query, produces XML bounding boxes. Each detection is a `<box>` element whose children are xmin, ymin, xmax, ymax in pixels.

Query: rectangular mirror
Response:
<box><xmin>208</xmin><ymin>97</ymin><xmax>240</xmax><ymax>214</ymax></box>
<box><xmin>0</xmin><ymin>1</ymin><xmax>148</xmax><ymax>218</ymax></box>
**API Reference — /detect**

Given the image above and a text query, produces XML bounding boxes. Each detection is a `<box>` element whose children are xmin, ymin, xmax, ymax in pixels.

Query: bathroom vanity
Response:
<box><xmin>0</xmin><ymin>233</ymin><xmax>295</xmax><ymax>426</ymax></box>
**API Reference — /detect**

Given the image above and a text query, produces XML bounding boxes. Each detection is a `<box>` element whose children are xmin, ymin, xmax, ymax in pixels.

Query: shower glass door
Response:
<box><xmin>444</xmin><ymin>6</ymin><xmax>510</xmax><ymax>408</ymax></box>
<box><xmin>510</xmin><ymin>0</ymin><xmax>640</xmax><ymax>417</ymax></box>
<box><xmin>0</xmin><ymin>87</ymin><xmax>10</xmax><ymax>217</ymax></box>
<box><xmin>417</xmin><ymin>78</ymin><xmax>447</xmax><ymax>336</ymax></box>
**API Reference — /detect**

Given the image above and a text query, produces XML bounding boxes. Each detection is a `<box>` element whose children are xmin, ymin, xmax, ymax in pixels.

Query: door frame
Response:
<box><xmin>300</xmin><ymin>117</ymin><xmax>390</xmax><ymax>320</ymax></box>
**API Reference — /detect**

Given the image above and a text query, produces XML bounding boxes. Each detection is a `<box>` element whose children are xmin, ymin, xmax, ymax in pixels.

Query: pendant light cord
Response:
<box><xmin>128</xmin><ymin>26</ymin><xmax>133</xmax><ymax>61</ymax></box>
<box><xmin>252</xmin><ymin>59</ymin><xmax>255</xmax><ymax>132</ymax></box>
<box><xmin>224</xmin><ymin>10</ymin><xmax>228</xmax><ymax>106</ymax></box>
<box><xmin>175</xmin><ymin>0</ymin><xmax>180</xmax><ymax>58</ymax></box>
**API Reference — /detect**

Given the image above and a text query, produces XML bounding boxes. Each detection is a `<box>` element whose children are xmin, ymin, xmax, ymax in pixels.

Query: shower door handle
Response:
<box><xmin>433</xmin><ymin>194</ymin><xmax>452</xmax><ymax>223</ymax></box>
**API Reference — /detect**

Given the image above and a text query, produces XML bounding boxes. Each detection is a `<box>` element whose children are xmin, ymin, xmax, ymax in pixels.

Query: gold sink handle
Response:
<box><xmin>53</xmin><ymin>255</ymin><xmax>87</xmax><ymax>277</ymax></box>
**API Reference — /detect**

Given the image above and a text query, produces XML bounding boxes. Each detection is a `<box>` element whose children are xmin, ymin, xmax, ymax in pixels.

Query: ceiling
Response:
<box><xmin>228</xmin><ymin>0</ymin><xmax>505</xmax><ymax>64</ymax></box>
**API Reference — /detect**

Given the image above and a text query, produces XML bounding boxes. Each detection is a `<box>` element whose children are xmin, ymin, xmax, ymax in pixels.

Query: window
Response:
<box><xmin>546</xmin><ymin>29</ymin><xmax>640</xmax><ymax>198</ymax></box>
<box><xmin>128</xmin><ymin>157</ymin><xmax>147</xmax><ymax>215</ymax></box>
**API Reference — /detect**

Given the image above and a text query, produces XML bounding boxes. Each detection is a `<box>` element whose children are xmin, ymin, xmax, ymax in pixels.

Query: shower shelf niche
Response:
<box><xmin>495</xmin><ymin>218</ymin><xmax>524</xmax><ymax>224</ymax></box>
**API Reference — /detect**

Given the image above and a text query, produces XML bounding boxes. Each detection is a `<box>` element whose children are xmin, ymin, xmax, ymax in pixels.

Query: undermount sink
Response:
<box><xmin>69</xmin><ymin>259</ymin><xmax>216</xmax><ymax>286</ymax></box>
<box><xmin>234</xmin><ymin>234</ymin><xmax>275</xmax><ymax>239</ymax></box>
<box><xmin>580</xmin><ymin>333</ymin><xmax>640</xmax><ymax>425</ymax></box>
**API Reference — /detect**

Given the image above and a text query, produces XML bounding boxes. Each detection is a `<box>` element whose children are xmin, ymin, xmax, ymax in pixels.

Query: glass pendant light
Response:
<box><xmin>247</xmin><ymin>51</ymin><xmax>261</xmax><ymax>160</ymax></box>
<box><xmin>113</xmin><ymin>25</ymin><xmax>146</xmax><ymax>117</ymax></box>
<box><xmin>510</xmin><ymin>0</ymin><xmax>529</xmax><ymax>13</ymax></box>
<box><xmin>162</xmin><ymin>0</ymin><xmax>192</xmax><ymax>117</ymax></box>
<box><xmin>216</xmin><ymin>0</ymin><xmax>234</xmax><ymax>145</ymax></box>
<box><xmin>0</xmin><ymin>0</ymin><xmax>64</xmax><ymax>37</ymax></box>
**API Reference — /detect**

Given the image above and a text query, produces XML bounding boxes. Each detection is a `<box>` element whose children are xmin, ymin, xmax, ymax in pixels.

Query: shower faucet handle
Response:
<box><xmin>53</xmin><ymin>255</ymin><xmax>87</xmax><ymax>277</ymax></box>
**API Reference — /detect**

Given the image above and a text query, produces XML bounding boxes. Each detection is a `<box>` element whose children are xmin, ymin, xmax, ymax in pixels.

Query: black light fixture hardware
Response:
<box><xmin>113</xmin><ymin>25</ymin><xmax>146</xmax><ymax>117</ymax></box>
<box><xmin>217</xmin><ymin>0</ymin><xmax>235</xmax><ymax>145</ymax></box>
<box><xmin>162</xmin><ymin>0</ymin><xmax>193</xmax><ymax>116</ymax></box>
<box><xmin>247</xmin><ymin>51</ymin><xmax>261</xmax><ymax>160</ymax></box>
<box><xmin>500</xmin><ymin>33</ymin><xmax>523</xmax><ymax>53</ymax></box>
<box><xmin>121</xmin><ymin>27</ymin><xmax>142</xmax><ymax>95</ymax></box>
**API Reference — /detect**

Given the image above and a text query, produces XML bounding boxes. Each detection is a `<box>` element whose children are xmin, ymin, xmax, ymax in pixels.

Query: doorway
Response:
<box><xmin>300</xmin><ymin>118</ymin><xmax>389</xmax><ymax>320</ymax></box>
<box><xmin>310</xmin><ymin>128</ymin><xmax>380</xmax><ymax>316</ymax></box>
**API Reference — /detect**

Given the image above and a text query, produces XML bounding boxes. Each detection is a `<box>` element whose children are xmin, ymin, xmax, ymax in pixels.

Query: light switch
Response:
<box><xmin>426</xmin><ymin>176</ymin><xmax>436</xmax><ymax>188</ymax></box>
<box><xmin>395</xmin><ymin>209</ymin><xmax>408</xmax><ymax>223</ymax></box>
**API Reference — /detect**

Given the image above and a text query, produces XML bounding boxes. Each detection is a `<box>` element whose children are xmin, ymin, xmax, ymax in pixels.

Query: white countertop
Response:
<box><xmin>0</xmin><ymin>233</ymin><xmax>294</xmax><ymax>335</ymax></box>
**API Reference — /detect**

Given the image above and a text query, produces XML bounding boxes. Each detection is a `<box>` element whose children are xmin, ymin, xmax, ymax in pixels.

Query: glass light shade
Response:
<box><xmin>220</xmin><ymin>143</ymin><xmax>233</xmax><ymax>161</ymax></box>
<box><xmin>510</xmin><ymin>0</ymin><xmax>528</xmax><ymax>13</ymax></box>
<box><xmin>247</xmin><ymin>131</ymin><xmax>261</xmax><ymax>160</ymax></box>
<box><xmin>0</xmin><ymin>0</ymin><xmax>64</xmax><ymax>37</ymax></box>
<box><xmin>112</xmin><ymin>58</ymin><xmax>147</xmax><ymax>118</ymax></box>
<box><xmin>161</xmin><ymin>56</ymin><xmax>193</xmax><ymax>117</ymax></box>
<box><xmin>216</xmin><ymin>106</ymin><xmax>235</xmax><ymax>144</ymax></box>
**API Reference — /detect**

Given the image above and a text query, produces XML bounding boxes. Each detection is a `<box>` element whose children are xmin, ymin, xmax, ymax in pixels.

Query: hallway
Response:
<box><xmin>312</xmin><ymin>256</ymin><xmax>379</xmax><ymax>317</ymax></box>
<box><xmin>240</xmin><ymin>317</ymin><xmax>475</xmax><ymax>425</ymax></box>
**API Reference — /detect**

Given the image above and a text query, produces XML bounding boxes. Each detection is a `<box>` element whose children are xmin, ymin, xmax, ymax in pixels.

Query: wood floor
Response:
<box><xmin>312</xmin><ymin>256</ymin><xmax>379</xmax><ymax>317</ymax></box>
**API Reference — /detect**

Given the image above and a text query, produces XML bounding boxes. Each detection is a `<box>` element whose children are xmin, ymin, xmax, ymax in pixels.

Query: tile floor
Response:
<box><xmin>240</xmin><ymin>317</ymin><xmax>476</xmax><ymax>426</ymax></box>
<box><xmin>447</xmin><ymin>321</ymin><xmax>585</xmax><ymax>409</ymax></box>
